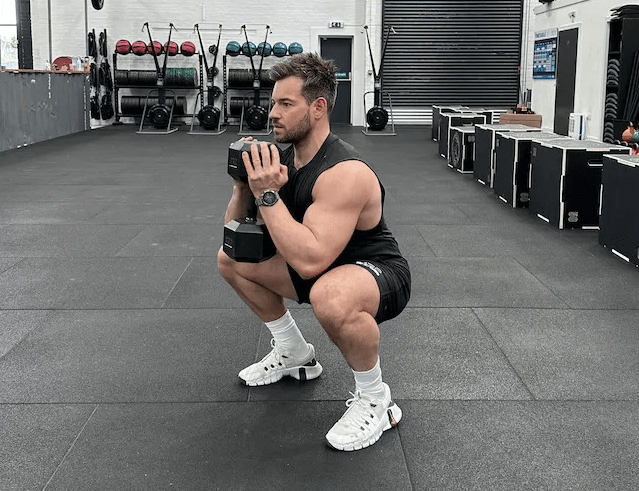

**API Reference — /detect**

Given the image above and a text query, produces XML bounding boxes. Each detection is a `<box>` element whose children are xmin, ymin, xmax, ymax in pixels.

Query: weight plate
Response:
<box><xmin>198</xmin><ymin>106</ymin><xmax>220</xmax><ymax>129</ymax></box>
<box><xmin>245</xmin><ymin>105</ymin><xmax>268</xmax><ymax>130</ymax></box>
<box><xmin>366</xmin><ymin>106</ymin><xmax>388</xmax><ymax>131</ymax></box>
<box><xmin>149</xmin><ymin>104</ymin><xmax>170</xmax><ymax>129</ymax></box>
<box><xmin>451</xmin><ymin>133</ymin><xmax>462</xmax><ymax>168</ymax></box>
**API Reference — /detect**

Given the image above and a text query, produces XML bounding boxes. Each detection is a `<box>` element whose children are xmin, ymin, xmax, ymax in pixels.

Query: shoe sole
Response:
<box><xmin>326</xmin><ymin>402</ymin><xmax>403</xmax><ymax>452</ymax></box>
<box><xmin>239</xmin><ymin>360</ymin><xmax>323</xmax><ymax>386</ymax></box>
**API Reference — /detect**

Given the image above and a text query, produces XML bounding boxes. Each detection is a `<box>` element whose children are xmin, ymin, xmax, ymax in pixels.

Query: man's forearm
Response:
<box><xmin>224</xmin><ymin>184</ymin><xmax>251</xmax><ymax>224</ymax></box>
<box><xmin>259</xmin><ymin>202</ymin><xmax>330</xmax><ymax>279</ymax></box>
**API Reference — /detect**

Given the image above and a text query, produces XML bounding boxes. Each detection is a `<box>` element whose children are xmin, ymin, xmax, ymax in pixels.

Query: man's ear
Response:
<box><xmin>313</xmin><ymin>97</ymin><xmax>328</xmax><ymax>118</ymax></box>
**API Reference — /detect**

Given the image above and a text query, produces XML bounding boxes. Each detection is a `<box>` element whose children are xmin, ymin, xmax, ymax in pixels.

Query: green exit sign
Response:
<box><xmin>329</xmin><ymin>21</ymin><xmax>343</xmax><ymax>28</ymax></box>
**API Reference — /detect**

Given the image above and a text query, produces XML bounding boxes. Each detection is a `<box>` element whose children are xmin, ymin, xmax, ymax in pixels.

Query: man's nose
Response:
<box><xmin>269</xmin><ymin>104</ymin><xmax>278</xmax><ymax>120</ymax></box>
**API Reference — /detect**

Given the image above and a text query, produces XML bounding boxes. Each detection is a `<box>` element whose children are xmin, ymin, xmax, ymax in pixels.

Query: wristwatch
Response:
<box><xmin>256</xmin><ymin>190</ymin><xmax>280</xmax><ymax>207</ymax></box>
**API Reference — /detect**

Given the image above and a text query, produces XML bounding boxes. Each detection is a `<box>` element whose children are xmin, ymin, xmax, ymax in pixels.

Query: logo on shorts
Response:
<box><xmin>356</xmin><ymin>261</ymin><xmax>382</xmax><ymax>277</ymax></box>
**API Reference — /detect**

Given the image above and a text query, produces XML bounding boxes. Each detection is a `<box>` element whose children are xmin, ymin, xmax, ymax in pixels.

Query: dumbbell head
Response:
<box><xmin>227</xmin><ymin>139</ymin><xmax>285</xmax><ymax>182</ymax></box>
<box><xmin>223</xmin><ymin>220</ymin><xmax>276</xmax><ymax>263</ymax></box>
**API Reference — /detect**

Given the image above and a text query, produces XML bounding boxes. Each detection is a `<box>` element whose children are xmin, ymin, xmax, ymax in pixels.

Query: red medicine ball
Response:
<box><xmin>164</xmin><ymin>41</ymin><xmax>179</xmax><ymax>56</ymax></box>
<box><xmin>180</xmin><ymin>41</ymin><xmax>196</xmax><ymax>56</ymax></box>
<box><xmin>131</xmin><ymin>40</ymin><xmax>147</xmax><ymax>56</ymax></box>
<box><xmin>116</xmin><ymin>39</ymin><xmax>131</xmax><ymax>55</ymax></box>
<box><xmin>147</xmin><ymin>41</ymin><xmax>163</xmax><ymax>55</ymax></box>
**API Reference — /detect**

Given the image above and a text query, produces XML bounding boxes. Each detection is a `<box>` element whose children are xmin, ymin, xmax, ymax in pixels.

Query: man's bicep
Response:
<box><xmin>302</xmin><ymin>191</ymin><xmax>362</xmax><ymax>260</ymax></box>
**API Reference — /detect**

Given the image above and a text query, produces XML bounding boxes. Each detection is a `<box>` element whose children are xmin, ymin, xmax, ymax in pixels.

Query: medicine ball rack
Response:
<box><xmin>362</xmin><ymin>25</ymin><xmax>396</xmax><ymax>136</ymax></box>
<box><xmin>111</xmin><ymin>29</ymin><xmax>204</xmax><ymax>131</ymax></box>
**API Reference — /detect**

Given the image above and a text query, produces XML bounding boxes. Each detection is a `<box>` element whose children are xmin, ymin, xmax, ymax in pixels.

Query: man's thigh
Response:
<box><xmin>310</xmin><ymin>264</ymin><xmax>381</xmax><ymax>319</ymax></box>
<box><xmin>227</xmin><ymin>250</ymin><xmax>299</xmax><ymax>302</ymax></box>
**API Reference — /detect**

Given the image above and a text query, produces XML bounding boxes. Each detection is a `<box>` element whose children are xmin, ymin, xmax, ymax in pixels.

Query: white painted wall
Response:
<box><xmin>520</xmin><ymin>0</ymin><xmax>537</xmax><ymax>105</ymax></box>
<box><xmin>30</xmin><ymin>0</ymin><xmax>551</xmax><ymax>128</ymax></box>
<box><xmin>530</xmin><ymin>0</ymin><xmax>625</xmax><ymax>140</ymax></box>
<box><xmin>30</xmin><ymin>0</ymin><xmax>385</xmax><ymax>126</ymax></box>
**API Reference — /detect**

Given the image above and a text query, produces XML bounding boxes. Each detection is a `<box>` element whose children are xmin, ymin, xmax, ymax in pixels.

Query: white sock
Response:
<box><xmin>265</xmin><ymin>310</ymin><xmax>309</xmax><ymax>358</ymax></box>
<box><xmin>353</xmin><ymin>358</ymin><xmax>385</xmax><ymax>400</ymax></box>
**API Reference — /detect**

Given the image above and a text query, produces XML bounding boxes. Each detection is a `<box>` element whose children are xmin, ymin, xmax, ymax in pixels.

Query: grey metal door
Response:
<box><xmin>320</xmin><ymin>37</ymin><xmax>352</xmax><ymax>124</ymax></box>
<box><xmin>553</xmin><ymin>28</ymin><xmax>579</xmax><ymax>135</ymax></box>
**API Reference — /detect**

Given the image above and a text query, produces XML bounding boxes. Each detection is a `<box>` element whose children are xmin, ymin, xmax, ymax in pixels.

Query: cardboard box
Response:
<box><xmin>499</xmin><ymin>112</ymin><xmax>542</xmax><ymax>128</ymax></box>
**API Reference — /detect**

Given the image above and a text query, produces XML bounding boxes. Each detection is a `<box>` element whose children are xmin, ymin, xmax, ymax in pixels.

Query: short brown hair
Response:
<box><xmin>269</xmin><ymin>52</ymin><xmax>338</xmax><ymax>114</ymax></box>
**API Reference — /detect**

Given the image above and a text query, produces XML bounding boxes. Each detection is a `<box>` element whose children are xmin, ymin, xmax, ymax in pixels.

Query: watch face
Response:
<box><xmin>262</xmin><ymin>191</ymin><xmax>278</xmax><ymax>205</ymax></box>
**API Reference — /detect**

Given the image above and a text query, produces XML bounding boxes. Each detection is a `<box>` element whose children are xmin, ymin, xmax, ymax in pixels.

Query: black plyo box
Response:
<box><xmin>431</xmin><ymin>105</ymin><xmax>469</xmax><ymax>141</ymax></box>
<box><xmin>598</xmin><ymin>154</ymin><xmax>639</xmax><ymax>266</ymax></box>
<box><xmin>474</xmin><ymin>124</ymin><xmax>542</xmax><ymax>188</ymax></box>
<box><xmin>529</xmin><ymin>139</ymin><xmax>630</xmax><ymax>229</ymax></box>
<box><xmin>439</xmin><ymin>113</ymin><xmax>486</xmax><ymax>160</ymax></box>
<box><xmin>493</xmin><ymin>131</ymin><xmax>566</xmax><ymax>208</ymax></box>
<box><xmin>467</xmin><ymin>108</ymin><xmax>508</xmax><ymax>125</ymax></box>
<box><xmin>448</xmin><ymin>126</ymin><xmax>476</xmax><ymax>173</ymax></box>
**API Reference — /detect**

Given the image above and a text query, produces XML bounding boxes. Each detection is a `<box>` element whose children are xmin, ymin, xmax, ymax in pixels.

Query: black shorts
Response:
<box><xmin>287</xmin><ymin>256</ymin><xmax>411</xmax><ymax>324</ymax></box>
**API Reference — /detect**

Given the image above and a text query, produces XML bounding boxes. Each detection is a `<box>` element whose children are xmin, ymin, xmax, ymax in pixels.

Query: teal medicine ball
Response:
<box><xmin>272</xmin><ymin>42</ymin><xmax>287</xmax><ymax>57</ymax></box>
<box><xmin>226</xmin><ymin>41</ymin><xmax>241</xmax><ymax>56</ymax></box>
<box><xmin>288</xmin><ymin>42</ymin><xmax>303</xmax><ymax>55</ymax></box>
<box><xmin>257</xmin><ymin>42</ymin><xmax>272</xmax><ymax>57</ymax></box>
<box><xmin>242</xmin><ymin>42</ymin><xmax>257</xmax><ymax>57</ymax></box>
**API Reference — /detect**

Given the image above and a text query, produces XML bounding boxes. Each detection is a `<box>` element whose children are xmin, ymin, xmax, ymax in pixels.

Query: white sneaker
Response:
<box><xmin>325</xmin><ymin>383</ymin><xmax>402</xmax><ymax>451</ymax></box>
<box><xmin>238</xmin><ymin>339</ymin><xmax>323</xmax><ymax>386</ymax></box>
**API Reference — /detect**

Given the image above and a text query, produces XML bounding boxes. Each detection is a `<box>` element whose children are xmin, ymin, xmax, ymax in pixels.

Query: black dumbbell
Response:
<box><xmin>223</xmin><ymin>198</ymin><xmax>276</xmax><ymax>263</ymax></box>
<box><xmin>227</xmin><ymin>139</ymin><xmax>285</xmax><ymax>181</ymax></box>
<box><xmin>223</xmin><ymin>139</ymin><xmax>284</xmax><ymax>263</ymax></box>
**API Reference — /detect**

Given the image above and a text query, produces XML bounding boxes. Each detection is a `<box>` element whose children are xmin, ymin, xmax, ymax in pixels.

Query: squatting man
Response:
<box><xmin>218</xmin><ymin>52</ymin><xmax>411</xmax><ymax>451</ymax></box>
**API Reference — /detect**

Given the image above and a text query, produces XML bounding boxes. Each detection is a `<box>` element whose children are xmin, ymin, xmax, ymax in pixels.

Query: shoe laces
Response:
<box><xmin>259</xmin><ymin>339</ymin><xmax>288</xmax><ymax>371</ymax></box>
<box><xmin>341</xmin><ymin>390</ymin><xmax>380</xmax><ymax>430</ymax></box>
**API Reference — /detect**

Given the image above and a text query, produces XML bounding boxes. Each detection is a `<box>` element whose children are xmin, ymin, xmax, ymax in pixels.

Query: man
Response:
<box><xmin>218</xmin><ymin>52</ymin><xmax>411</xmax><ymax>451</ymax></box>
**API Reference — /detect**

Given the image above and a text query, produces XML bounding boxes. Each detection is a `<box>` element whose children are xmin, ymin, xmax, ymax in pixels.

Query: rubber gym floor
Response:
<box><xmin>1</xmin><ymin>124</ymin><xmax>639</xmax><ymax>491</ymax></box>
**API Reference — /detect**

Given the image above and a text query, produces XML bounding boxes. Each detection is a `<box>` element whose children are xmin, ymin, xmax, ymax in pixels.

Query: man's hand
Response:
<box><xmin>242</xmin><ymin>141</ymin><xmax>288</xmax><ymax>199</ymax></box>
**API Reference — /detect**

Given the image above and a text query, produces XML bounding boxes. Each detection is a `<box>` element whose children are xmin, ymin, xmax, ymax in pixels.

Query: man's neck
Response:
<box><xmin>293</xmin><ymin>125</ymin><xmax>331</xmax><ymax>170</ymax></box>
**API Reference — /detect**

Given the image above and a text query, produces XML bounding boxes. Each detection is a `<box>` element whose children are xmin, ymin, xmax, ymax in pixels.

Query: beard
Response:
<box><xmin>273</xmin><ymin>111</ymin><xmax>312</xmax><ymax>144</ymax></box>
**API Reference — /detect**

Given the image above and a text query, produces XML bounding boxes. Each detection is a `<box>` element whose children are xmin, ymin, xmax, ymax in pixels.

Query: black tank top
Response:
<box><xmin>278</xmin><ymin>133</ymin><xmax>404</xmax><ymax>266</ymax></box>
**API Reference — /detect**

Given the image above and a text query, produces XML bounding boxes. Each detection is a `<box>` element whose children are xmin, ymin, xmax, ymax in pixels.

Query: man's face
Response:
<box><xmin>269</xmin><ymin>76</ymin><xmax>313</xmax><ymax>144</ymax></box>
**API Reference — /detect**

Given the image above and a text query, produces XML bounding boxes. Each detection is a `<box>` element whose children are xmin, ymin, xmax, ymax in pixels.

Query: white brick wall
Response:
<box><xmin>30</xmin><ymin>0</ymin><xmax>537</xmax><ymax>127</ymax></box>
<box><xmin>30</xmin><ymin>0</ymin><xmax>383</xmax><ymax>125</ymax></box>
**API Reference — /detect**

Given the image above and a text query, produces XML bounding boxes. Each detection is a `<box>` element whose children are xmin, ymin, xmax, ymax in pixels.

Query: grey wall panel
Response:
<box><xmin>382</xmin><ymin>0</ymin><xmax>523</xmax><ymax>111</ymax></box>
<box><xmin>0</xmin><ymin>72</ymin><xmax>88</xmax><ymax>153</ymax></box>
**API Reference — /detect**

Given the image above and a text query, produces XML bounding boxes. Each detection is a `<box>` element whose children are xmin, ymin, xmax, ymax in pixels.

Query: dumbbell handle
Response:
<box><xmin>245</xmin><ymin>195</ymin><xmax>258</xmax><ymax>223</ymax></box>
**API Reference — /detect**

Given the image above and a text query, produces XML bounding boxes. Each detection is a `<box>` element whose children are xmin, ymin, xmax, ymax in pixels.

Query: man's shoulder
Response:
<box><xmin>329</xmin><ymin>134</ymin><xmax>360</xmax><ymax>153</ymax></box>
<box><xmin>326</xmin><ymin>134</ymin><xmax>363</xmax><ymax>164</ymax></box>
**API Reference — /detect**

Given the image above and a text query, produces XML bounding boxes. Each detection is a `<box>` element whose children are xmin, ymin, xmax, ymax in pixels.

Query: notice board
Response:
<box><xmin>533</xmin><ymin>28</ymin><xmax>558</xmax><ymax>79</ymax></box>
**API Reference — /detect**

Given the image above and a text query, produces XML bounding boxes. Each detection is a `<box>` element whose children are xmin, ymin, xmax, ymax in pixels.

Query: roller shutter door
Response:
<box><xmin>382</xmin><ymin>0</ymin><xmax>523</xmax><ymax>124</ymax></box>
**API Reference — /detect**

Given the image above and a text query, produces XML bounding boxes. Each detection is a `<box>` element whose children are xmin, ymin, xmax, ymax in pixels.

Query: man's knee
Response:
<box><xmin>217</xmin><ymin>247</ymin><xmax>236</xmax><ymax>282</ymax></box>
<box><xmin>309</xmin><ymin>280</ymin><xmax>351</xmax><ymax>329</ymax></box>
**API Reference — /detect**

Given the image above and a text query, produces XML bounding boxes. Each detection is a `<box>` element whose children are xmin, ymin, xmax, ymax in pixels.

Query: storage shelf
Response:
<box><xmin>112</xmin><ymin>51</ymin><xmax>204</xmax><ymax>125</ymax></box>
<box><xmin>116</xmin><ymin>85</ymin><xmax>200</xmax><ymax>89</ymax></box>
<box><xmin>119</xmin><ymin>113</ymin><xmax>197</xmax><ymax>118</ymax></box>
